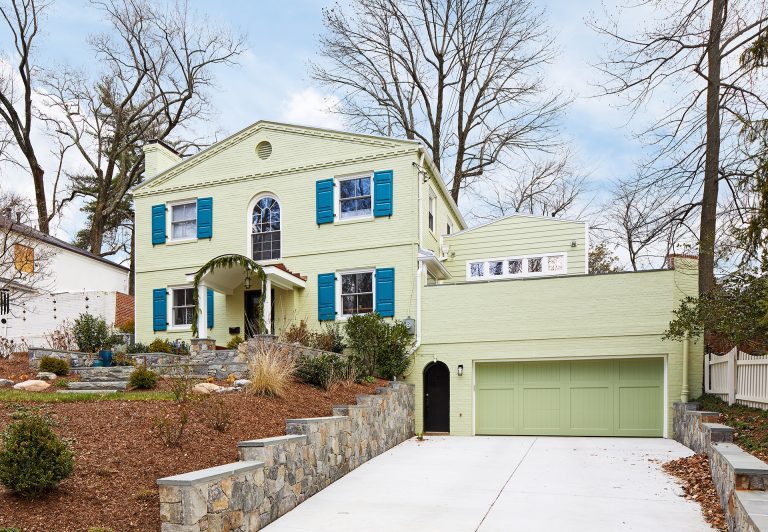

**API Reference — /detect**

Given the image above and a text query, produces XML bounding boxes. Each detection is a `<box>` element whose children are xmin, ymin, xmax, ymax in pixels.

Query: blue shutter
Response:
<box><xmin>316</xmin><ymin>179</ymin><xmax>334</xmax><ymax>224</ymax></box>
<box><xmin>207</xmin><ymin>288</ymin><xmax>214</xmax><ymax>329</ymax></box>
<box><xmin>318</xmin><ymin>273</ymin><xmax>336</xmax><ymax>321</ymax></box>
<box><xmin>373</xmin><ymin>170</ymin><xmax>393</xmax><ymax>217</ymax></box>
<box><xmin>151</xmin><ymin>205</ymin><xmax>166</xmax><ymax>245</ymax></box>
<box><xmin>152</xmin><ymin>288</ymin><xmax>167</xmax><ymax>331</ymax></box>
<box><xmin>197</xmin><ymin>197</ymin><xmax>213</xmax><ymax>239</ymax></box>
<box><xmin>375</xmin><ymin>268</ymin><xmax>395</xmax><ymax>317</ymax></box>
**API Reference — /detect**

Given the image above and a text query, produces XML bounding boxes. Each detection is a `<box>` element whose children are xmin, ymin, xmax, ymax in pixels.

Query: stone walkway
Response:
<box><xmin>264</xmin><ymin>436</ymin><xmax>715</xmax><ymax>532</ymax></box>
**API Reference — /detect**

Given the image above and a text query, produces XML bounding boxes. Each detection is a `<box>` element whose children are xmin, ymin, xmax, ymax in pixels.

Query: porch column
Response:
<box><xmin>263</xmin><ymin>278</ymin><xmax>272</xmax><ymax>335</ymax></box>
<box><xmin>197</xmin><ymin>283</ymin><xmax>208</xmax><ymax>339</ymax></box>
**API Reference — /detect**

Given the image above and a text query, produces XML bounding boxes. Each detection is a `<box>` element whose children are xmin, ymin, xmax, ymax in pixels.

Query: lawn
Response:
<box><xmin>697</xmin><ymin>394</ymin><xmax>768</xmax><ymax>463</ymax></box>
<box><xmin>0</xmin><ymin>355</ymin><xmax>384</xmax><ymax>532</ymax></box>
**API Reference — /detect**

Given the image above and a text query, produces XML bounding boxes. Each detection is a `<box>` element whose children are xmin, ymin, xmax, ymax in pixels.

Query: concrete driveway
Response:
<box><xmin>264</xmin><ymin>436</ymin><xmax>714</xmax><ymax>532</ymax></box>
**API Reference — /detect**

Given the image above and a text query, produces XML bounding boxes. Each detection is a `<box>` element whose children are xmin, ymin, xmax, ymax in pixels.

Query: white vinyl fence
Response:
<box><xmin>705</xmin><ymin>347</ymin><xmax>768</xmax><ymax>409</ymax></box>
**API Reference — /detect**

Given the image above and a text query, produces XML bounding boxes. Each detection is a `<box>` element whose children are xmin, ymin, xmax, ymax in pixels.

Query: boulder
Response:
<box><xmin>36</xmin><ymin>371</ymin><xmax>58</xmax><ymax>381</ymax></box>
<box><xmin>233</xmin><ymin>379</ymin><xmax>251</xmax><ymax>388</ymax></box>
<box><xmin>192</xmin><ymin>382</ymin><xmax>222</xmax><ymax>394</ymax></box>
<box><xmin>0</xmin><ymin>378</ymin><xmax>15</xmax><ymax>388</ymax></box>
<box><xmin>13</xmin><ymin>380</ymin><xmax>51</xmax><ymax>392</ymax></box>
<box><xmin>215</xmin><ymin>386</ymin><xmax>239</xmax><ymax>394</ymax></box>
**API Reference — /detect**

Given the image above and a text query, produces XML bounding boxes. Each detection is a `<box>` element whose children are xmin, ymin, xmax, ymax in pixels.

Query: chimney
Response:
<box><xmin>143</xmin><ymin>140</ymin><xmax>182</xmax><ymax>179</ymax></box>
<box><xmin>665</xmin><ymin>253</ymin><xmax>699</xmax><ymax>270</ymax></box>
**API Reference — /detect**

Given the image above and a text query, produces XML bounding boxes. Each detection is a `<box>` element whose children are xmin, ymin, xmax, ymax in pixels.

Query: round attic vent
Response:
<box><xmin>256</xmin><ymin>141</ymin><xmax>272</xmax><ymax>160</ymax></box>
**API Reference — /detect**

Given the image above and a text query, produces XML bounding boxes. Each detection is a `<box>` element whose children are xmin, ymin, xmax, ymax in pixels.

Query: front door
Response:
<box><xmin>424</xmin><ymin>361</ymin><xmax>450</xmax><ymax>433</ymax></box>
<box><xmin>244</xmin><ymin>290</ymin><xmax>275</xmax><ymax>338</ymax></box>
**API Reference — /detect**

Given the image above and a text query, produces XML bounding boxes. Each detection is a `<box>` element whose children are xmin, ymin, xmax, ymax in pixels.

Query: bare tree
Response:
<box><xmin>39</xmin><ymin>0</ymin><xmax>244</xmax><ymax>260</ymax></box>
<box><xmin>470</xmin><ymin>153</ymin><xmax>588</xmax><ymax>220</ymax></box>
<box><xmin>0</xmin><ymin>0</ymin><xmax>53</xmax><ymax>233</ymax></box>
<box><xmin>313</xmin><ymin>0</ymin><xmax>567</xmax><ymax>204</ymax></box>
<box><xmin>591</xmin><ymin>0</ymin><xmax>768</xmax><ymax>293</ymax></box>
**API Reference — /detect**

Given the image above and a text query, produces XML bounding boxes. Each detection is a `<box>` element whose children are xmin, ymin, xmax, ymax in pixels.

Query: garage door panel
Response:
<box><xmin>475</xmin><ymin>358</ymin><xmax>663</xmax><ymax>437</ymax></box>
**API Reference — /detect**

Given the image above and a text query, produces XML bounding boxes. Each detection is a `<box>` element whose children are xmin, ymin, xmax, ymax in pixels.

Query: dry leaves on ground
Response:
<box><xmin>663</xmin><ymin>453</ymin><xmax>727</xmax><ymax>531</ymax></box>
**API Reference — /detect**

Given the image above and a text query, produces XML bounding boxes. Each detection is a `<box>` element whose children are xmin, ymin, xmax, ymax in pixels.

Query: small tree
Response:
<box><xmin>0</xmin><ymin>409</ymin><xmax>74</xmax><ymax>498</ymax></box>
<box><xmin>73</xmin><ymin>313</ymin><xmax>113</xmax><ymax>353</ymax></box>
<box><xmin>345</xmin><ymin>313</ymin><xmax>414</xmax><ymax>379</ymax></box>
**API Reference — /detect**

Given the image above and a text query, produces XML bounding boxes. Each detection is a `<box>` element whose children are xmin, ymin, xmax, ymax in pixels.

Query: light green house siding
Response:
<box><xmin>441</xmin><ymin>214</ymin><xmax>587</xmax><ymax>279</ymax></box>
<box><xmin>133</xmin><ymin>123</ymin><xmax>430</xmax><ymax>343</ymax></box>
<box><xmin>406</xmin><ymin>260</ymin><xmax>701</xmax><ymax>437</ymax></box>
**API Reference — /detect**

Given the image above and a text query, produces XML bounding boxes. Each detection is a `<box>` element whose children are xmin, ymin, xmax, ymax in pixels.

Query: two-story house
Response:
<box><xmin>131</xmin><ymin>122</ymin><xmax>701</xmax><ymax>439</ymax></box>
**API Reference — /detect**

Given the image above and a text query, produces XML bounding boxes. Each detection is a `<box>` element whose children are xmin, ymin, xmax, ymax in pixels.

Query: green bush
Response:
<box><xmin>315</xmin><ymin>323</ymin><xmax>345</xmax><ymax>354</ymax></box>
<box><xmin>38</xmin><ymin>356</ymin><xmax>70</xmax><ymax>376</ymax></box>
<box><xmin>0</xmin><ymin>409</ymin><xmax>74</xmax><ymax>498</ymax></box>
<box><xmin>295</xmin><ymin>353</ymin><xmax>354</xmax><ymax>390</ymax></box>
<box><xmin>147</xmin><ymin>338</ymin><xmax>189</xmax><ymax>355</ymax></box>
<box><xmin>344</xmin><ymin>313</ymin><xmax>414</xmax><ymax>379</ymax></box>
<box><xmin>226</xmin><ymin>335</ymin><xmax>244</xmax><ymax>349</ymax></box>
<box><xmin>128</xmin><ymin>366</ymin><xmax>159</xmax><ymax>390</ymax></box>
<box><xmin>111</xmin><ymin>352</ymin><xmax>135</xmax><ymax>367</ymax></box>
<box><xmin>126</xmin><ymin>342</ymin><xmax>149</xmax><ymax>354</ymax></box>
<box><xmin>73</xmin><ymin>313</ymin><xmax>114</xmax><ymax>353</ymax></box>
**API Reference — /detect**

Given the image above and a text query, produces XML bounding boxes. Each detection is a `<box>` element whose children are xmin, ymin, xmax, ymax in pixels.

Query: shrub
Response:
<box><xmin>147</xmin><ymin>338</ymin><xmax>173</xmax><ymax>353</ymax></box>
<box><xmin>117</xmin><ymin>319</ymin><xmax>135</xmax><ymax>334</ymax></box>
<box><xmin>128</xmin><ymin>366</ymin><xmax>159</xmax><ymax>390</ymax></box>
<box><xmin>126</xmin><ymin>342</ymin><xmax>149</xmax><ymax>354</ymax></box>
<box><xmin>74</xmin><ymin>313</ymin><xmax>114</xmax><ymax>353</ymax></box>
<box><xmin>0</xmin><ymin>409</ymin><xmax>74</xmax><ymax>498</ymax></box>
<box><xmin>201</xmin><ymin>396</ymin><xmax>232</xmax><ymax>432</ymax></box>
<box><xmin>345</xmin><ymin>313</ymin><xmax>414</xmax><ymax>379</ymax></box>
<box><xmin>226</xmin><ymin>335</ymin><xmax>244</xmax><ymax>349</ymax></box>
<box><xmin>283</xmin><ymin>320</ymin><xmax>314</xmax><ymax>346</ymax></box>
<box><xmin>168</xmin><ymin>365</ymin><xmax>196</xmax><ymax>403</ymax></box>
<box><xmin>239</xmin><ymin>338</ymin><xmax>296</xmax><ymax>397</ymax></box>
<box><xmin>111</xmin><ymin>352</ymin><xmax>135</xmax><ymax>367</ymax></box>
<box><xmin>38</xmin><ymin>356</ymin><xmax>70</xmax><ymax>376</ymax></box>
<box><xmin>42</xmin><ymin>320</ymin><xmax>77</xmax><ymax>351</ymax></box>
<box><xmin>315</xmin><ymin>323</ymin><xmax>345</xmax><ymax>354</ymax></box>
<box><xmin>153</xmin><ymin>409</ymin><xmax>189</xmax><ymax>447</ymax></box>
<box><xmin>295</xmin><ymin>353</ymin><xmax>354</xmax><ymax>390</ymax></box>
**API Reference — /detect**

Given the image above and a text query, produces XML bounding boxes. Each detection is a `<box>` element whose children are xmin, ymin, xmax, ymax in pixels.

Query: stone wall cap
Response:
<box><xmin>157</xmin><ymin>461</ymin><xmax>263</xmax><ymax>486</ymax></box>
<box><xmin>712</xmin><ymin>443</ymin><xmax>768</xmax><ymax>475</ymax></box>
<box><xmin>286</xmin><ymin>416</ymin><xmax>348</xmax><ymax>424</ymax></box>
<box><xmin>688</xmin><ymin>410</ymin><xmax>720</xmax><ymax>417</ymax></box>
<box><xmin>237</xmin><ymin>435</ymin><xmax>307</xmax><ymax>447</ymax></box>
<box><xmin>703</xmin><ymin>423</ymin><xmax>734</xmax><ymax>433</ymax></box>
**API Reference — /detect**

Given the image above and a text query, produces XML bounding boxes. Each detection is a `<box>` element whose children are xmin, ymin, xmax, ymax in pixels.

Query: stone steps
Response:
<box><xmin>72</xmin><ymin>367</ymin><xmax>134</xmax><ymax>382</ymax></box>
<box><xmin>67</xmin><ymin>381</ymin><xmax>128</xmax><ymax>391</ymax></box>
<box><xmin>57</xmin><ymin>389</ymin><xmax>119</xmax><ymax>394</ymax></box>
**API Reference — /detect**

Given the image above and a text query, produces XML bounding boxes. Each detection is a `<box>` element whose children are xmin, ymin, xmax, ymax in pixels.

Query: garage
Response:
<box><xmin>475</xmin><ymin>358</ymin><xmax>664</xmax><ymax>437</ymax></box>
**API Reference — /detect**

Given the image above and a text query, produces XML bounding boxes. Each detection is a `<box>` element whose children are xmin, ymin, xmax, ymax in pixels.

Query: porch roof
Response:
<box><xmin>186</xmin><ymin>262</ymin><xmax>306</xmax><ymax>294</ymax></box>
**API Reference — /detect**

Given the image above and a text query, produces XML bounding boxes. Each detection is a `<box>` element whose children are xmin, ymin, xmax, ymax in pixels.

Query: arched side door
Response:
<box><xmin>424</xmin><ymin>361</ymin><xmax>450</xmax><ymax>433</ymax></box>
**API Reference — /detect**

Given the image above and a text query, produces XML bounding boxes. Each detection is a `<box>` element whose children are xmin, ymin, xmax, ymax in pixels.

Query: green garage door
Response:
<box><xmin>475</xmin><ymin>358</ymin><xmax>664</xmax><ymax>437</ymax></box>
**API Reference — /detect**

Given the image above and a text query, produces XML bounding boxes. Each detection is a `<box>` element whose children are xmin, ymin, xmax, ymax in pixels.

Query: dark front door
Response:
<box><xmin>244</xmin><ymin>290</ymin><xmax>275</xmax><ymax>338</ymax></box>
<box><xmin>424</xmin><ymin>361</ymin><xmax>450</xmax><ymax>433</ymax></box>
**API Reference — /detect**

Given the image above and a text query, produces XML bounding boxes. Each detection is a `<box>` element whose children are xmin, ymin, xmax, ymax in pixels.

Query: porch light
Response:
<box><xmin>457</xmin><ymin>364</ymin><xmax>464</xmax><ymax>376</ymax></box>
<box><xmin>244</xmin><ymin>272</ymin><xmax>252</xmax><ymax>289</ymax></box>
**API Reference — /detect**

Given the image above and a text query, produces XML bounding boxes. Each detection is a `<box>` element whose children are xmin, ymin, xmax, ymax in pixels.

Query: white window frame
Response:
<box><xmin>250</xmin><ymin>194</ymin><xmax>282</xmax><ymax>262</ymax></box>
<box><xmin>334</xmin><ymin>173</ymin><xmax>374</xmax><ymax>222</ymax></box>
<box><xmin>428</xmin><ymin>189</ymin><xmax>436</xmax><ymax>234</ymax></box>
<box><xmin>465</xmin><ymin>252</ymin><xmax>568</xmax><ymax>281</ymax></box>
<box><xmin>446</xmin><ymin>220</ymin><xmax>453</xmax><ymax>235</ymax></box>
<box><xmin>168</xmin><ymin>285</ymin><xmax>194</xmax><ymax>330</ymax></box>
<box><xmin>167</xmin><ymin>199</ymin><xmax>197</xmax><ymax>242</ymax></box>
<box><xmin>336</xmin><ymin>268</ymin><xmax>376</xmax><ymax>319</ymax></box>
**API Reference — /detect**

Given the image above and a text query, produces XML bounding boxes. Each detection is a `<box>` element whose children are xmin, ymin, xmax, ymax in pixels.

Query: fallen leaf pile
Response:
<box><xmin>663</xmin><ymin>453</ymin><xmax>727</xmax><ymax>531</ymax></box>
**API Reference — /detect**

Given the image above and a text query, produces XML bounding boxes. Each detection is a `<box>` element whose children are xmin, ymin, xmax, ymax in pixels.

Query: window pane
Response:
<box><xmin>548</xmin><ymin>255</ymin><xmax>564</xmax><ymax>272</ymax></box>
<box><xmin>357</xmin><ymin>272</ymin><xmax>373</xmax><ymax>292</ymax></box>
<box><xmin>356</xmin><ymin>177</ymin><xmax>371</xmax><ymax>196</ymax></box>
<box><xmin>508</xmin><ymin>259</ymin><xmax>522</xmax><ymax>274</ymax></box>
<box><xmin>172</xmin><ymin>220</ymin><xmax>196</xmax><ymax>239</ymax></box>
<box><xmin>489</xmin><ymin>261</ymin><xmax>503</xmax><ymax>276</ymax></box>
<box><xmin>470</xmin><ymin>263</ymin><xmax>484</xmax><ymax>277</ymax></box>
<box><xmin>357</xmin><ymin>293</ymin><xmax>373</xmax><ymax>313</ymax></box>
<box><xmin>528</xmin><ymin>257</ymin><xmax>542</xmax><ymax>273</ymax></box>
<box><xmin>340</xmin><ymin>179</ymin><xmax>355</xmax><ymax>199</ymax></box>
<box><xmin>356</xmin><ymin>197</ymin><xmax>371</xmax><ymax>213</ymax></box>
<box><xmin>341</xmin><ymin>274</ymin><xmax>356</xmax><ymax>294</ymax></box>
<box><xmin>342</xmin><ymin>295</ymin><xmax>356</xmax><ymax>315</ymax></box>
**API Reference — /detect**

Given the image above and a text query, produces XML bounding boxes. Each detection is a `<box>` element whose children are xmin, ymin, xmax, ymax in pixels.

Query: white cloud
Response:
<box><xmin>279</xmin><ymin>88</ymin><xmax>344</xmax><ymax>130</ymax></box>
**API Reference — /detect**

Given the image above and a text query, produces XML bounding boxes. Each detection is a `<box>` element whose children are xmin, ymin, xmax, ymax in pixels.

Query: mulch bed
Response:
<box><xmin>0</xmin><ymin>352</ymin><xmax>35</xmax><ymax>381</ymax></box>
<box><xmin>698</xmin><ymin>394</ymin><xmax>768</xmax><ymax>463</ymax></box>
<box><xmin>663</xmin><ymin>453</ymin><xmax>727</xmax><ymax>531</ymax></box>
<box><xmin>0</xmin><ymin>377</ymin><xmax>383</xmax><ymax>532</ymax></box>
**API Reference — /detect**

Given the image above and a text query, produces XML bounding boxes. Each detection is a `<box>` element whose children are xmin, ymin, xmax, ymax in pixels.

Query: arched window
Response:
<box><xmin>251</xmin><ymin>196</ymin><xmax>280</xmax><ymax>260</ymax></box>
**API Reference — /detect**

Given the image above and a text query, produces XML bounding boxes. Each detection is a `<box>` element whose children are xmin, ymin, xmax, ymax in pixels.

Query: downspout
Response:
<box><xmin>681</xmin><ymin>331</ymin><xmax>690</xmax><ymax>403</ymax></box>
<box><xmin>409</xmin><ymin>151</ymin><xmax>426</xmax><ymax>355</ymax></box>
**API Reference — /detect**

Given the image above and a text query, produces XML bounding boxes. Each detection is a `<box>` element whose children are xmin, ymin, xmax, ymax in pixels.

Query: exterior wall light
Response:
<box><xmin>244</xmin><ymin>273</ymin><xmax>252</xmax><ymax>289</ymax></box>
<box><xmin>457</xmin><ymin>364</ymin><xmax>464</xmax><ymax>376</ymax></box>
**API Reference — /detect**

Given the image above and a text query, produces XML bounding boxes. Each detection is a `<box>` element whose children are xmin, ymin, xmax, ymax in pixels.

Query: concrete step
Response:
<box><xmin>57</xmin><ymin>389</ymin><xmax>119</xmax><ymax>394</ymax></box>
<box><xmin>72</xmin><ymin>367</ymin><xmax>134</xmax><ymax>382</ymax></box>
<box><xmin>67</xmin><ymin>381</ymin><xmax>128</xmax><ymax>391</ymax></box>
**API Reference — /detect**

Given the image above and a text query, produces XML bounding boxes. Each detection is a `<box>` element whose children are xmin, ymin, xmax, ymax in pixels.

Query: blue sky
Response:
<box><xmin>5</xmin><ymin>0</ymin><xmax>651</xmax><ymax>243</ymax></box>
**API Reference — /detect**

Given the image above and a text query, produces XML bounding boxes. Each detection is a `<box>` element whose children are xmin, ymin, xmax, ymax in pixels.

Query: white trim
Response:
<box><xmin>446</xmin><ymin>219</ymin><xmax>454</xmax><ymax>236</ymax></box>
<box><xmin>584</xmin><ymin>222</ymin><xmax>590</xmax><ymax>274</ymax></box>
<box><xmin>335</xmin><ymin>268</ymin><xmax>376</xmax><ymax>320</ymax></box>
<box><xmin>167</xmin><ymin>198</ymin><xmax>198</xmax><ymax>243</ymax></box>
<box><xmin>466</xmin><ymin>252</ymin><xmax>568</xmax><ymax>281</ymax></box>
<box><xmin>246</xmin><ymin>192</ymin><xmax>282</xmax><ymax>261</ymax></box>
<box><xmin>446</xmin><ymin>211</ymin><xmax>587</xmax><ymax>238</ymax></box>
<box><xmin>167</xmin><ymin>284</ymin><xmax>194</xmax><ymax>331</ymax></box>
<box><xmin>334</xmin><ymin>172</ymin><xmax>374</xmax><ymax>222</ymax></box>
<box><xmin>427</xmin><ymin>187</ymin><xmax>436</xmax><ymax>235</ymax></box>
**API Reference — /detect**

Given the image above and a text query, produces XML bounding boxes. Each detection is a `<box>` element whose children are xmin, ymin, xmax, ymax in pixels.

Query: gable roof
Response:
<box><xmin>0</xmin><ymin>216</ymin><xmax>129</xmax><ymax>273</ymax></box>
<box><xmin>446</xmin><ymin>212</ymin><xmax>586</xmax><ymax>238</ymax></box>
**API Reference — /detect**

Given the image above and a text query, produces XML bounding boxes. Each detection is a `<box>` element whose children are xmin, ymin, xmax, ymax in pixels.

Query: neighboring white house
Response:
<box><xmin>0</xmin><ymin>215</ymin><xmax>131</xmax><ymax>348</ymax></box>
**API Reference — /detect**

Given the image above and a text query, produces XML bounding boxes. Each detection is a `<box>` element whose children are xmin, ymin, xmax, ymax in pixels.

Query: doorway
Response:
<box><xmin>244</xmin><ymin>289</ymin><xmax>275</xmax><ymax>338</ymax></box>
<box><xmin>424</xmin><ymin>361</ymin><xmax>450</xmax><ymax>433</ymax></box>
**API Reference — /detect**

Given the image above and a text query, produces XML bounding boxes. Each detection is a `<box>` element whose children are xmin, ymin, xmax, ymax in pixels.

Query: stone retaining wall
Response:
<box><xmin>674</xmin><ymin>402</ymin><xmax>768</xmax><ymax>530</ymax></box>
<box><xmin>157</xmin><ymin>381</ymin><xmax>415</xmax><ymax>531</ymax></box>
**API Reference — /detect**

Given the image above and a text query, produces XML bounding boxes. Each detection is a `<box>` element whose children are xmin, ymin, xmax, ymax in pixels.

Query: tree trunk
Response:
<box><xmin>88</xmin><ymin>204</ymin><xmax>105</xmax><ymax>255</ymax></box>
<box><xmin>699</xmin><ymin>0</ymin><xmax>724</xmax><ymax>295</ymax></box>
<box><xmin>30</xmin><ymin>164</ymin><xmax>49</xmax><ymax>234</ymax></box>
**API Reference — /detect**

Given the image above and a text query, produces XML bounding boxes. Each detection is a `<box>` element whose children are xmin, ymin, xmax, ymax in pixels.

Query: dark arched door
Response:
<box><xmin>424</xmin><ymin>361</ymin><xmax>450</xmax><ymax>433</ymax></box>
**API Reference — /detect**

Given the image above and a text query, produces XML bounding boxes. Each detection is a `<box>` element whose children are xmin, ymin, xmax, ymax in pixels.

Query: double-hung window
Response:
<box><xmin>170</xmin><ymin>202</ymin><xmax>197</xmax><ymax>240</ymax></box>
<box><xmin>338</xmin><ymin>175</ymin><xmax>372</xmax><ymax>219</ymax></box>
<box><xmin>171</xmin><ymin>287</ymin><xmax>194</xmax><ymax>327</ymax></box>
<box><xmin>428</xmin><ymin>191</ymin><xmax>436</xmax><ymax>232</ymax></box>
<box><xmin>340</xmin><ymin>270</ymin><xmax>374</xmax><ymax>316</ymax></box>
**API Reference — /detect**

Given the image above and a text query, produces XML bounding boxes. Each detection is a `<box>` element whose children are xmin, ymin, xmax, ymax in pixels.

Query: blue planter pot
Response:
<box><xmin>92</xmin><ymin>359</ymin><xmax>104</xmax><ymax>367</ymax></box>
<box><xmin>99</xmin><ymin>350</ymin><xmax>113</xmax><ymax>367</ymax></box>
